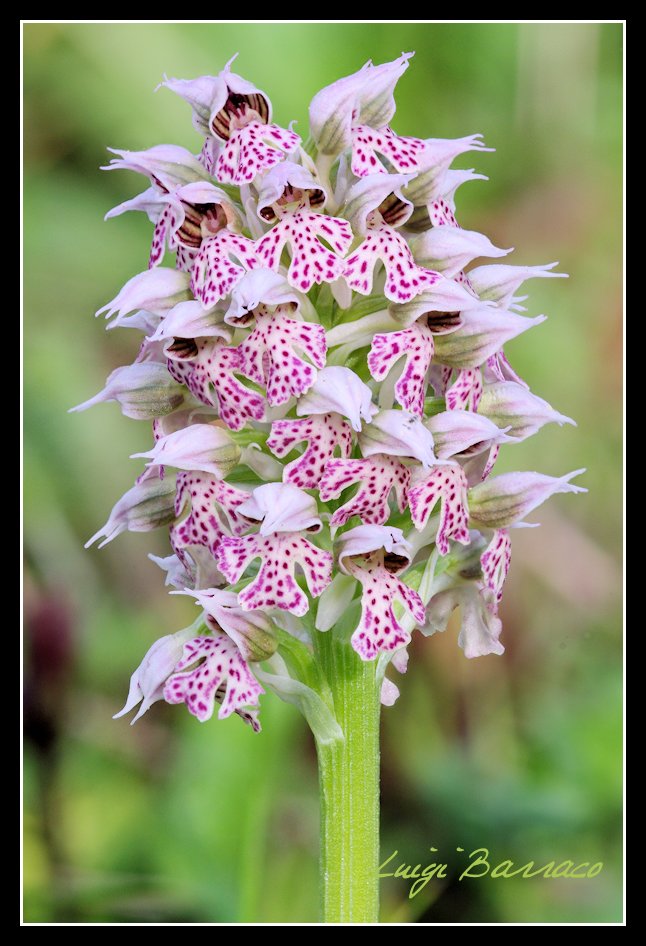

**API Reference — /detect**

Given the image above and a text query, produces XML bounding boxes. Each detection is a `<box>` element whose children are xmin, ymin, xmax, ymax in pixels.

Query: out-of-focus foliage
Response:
<box><xmin>23</xmin><ymin>22</ymin><xmax>622</xmax><ymax>923</ymax></box>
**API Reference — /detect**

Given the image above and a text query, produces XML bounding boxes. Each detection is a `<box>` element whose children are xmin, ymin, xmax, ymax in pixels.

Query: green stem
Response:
<box><xmin>314</xmin><ymin>630</ymin><xmax>381</xmax><ymax>923</ymax></box>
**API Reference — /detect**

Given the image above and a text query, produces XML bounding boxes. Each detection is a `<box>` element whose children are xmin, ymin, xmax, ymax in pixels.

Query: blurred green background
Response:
<box><xmin>23</xmin><ymin>22</ymin><xmax>623</xmax><ymax>924</ymax></box>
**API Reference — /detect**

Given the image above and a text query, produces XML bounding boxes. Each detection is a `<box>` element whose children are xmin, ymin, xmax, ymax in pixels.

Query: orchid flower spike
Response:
<box><xmin>79</xmin><ymin>51</ymin><xmax>580</xmax><ymax>741</ymax></box>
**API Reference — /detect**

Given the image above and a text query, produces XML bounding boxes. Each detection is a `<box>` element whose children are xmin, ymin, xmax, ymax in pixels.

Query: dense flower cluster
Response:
<box><xmin>78</xmin><ymin>53</ymin><xmax>584</xmax><ymax>733</ymax></box>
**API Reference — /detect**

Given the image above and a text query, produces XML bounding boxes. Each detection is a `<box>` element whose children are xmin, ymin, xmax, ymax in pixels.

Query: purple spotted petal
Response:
<box><xmin>149</xmin><ymin>202</ymin><xmax>180</xmax><ymax>267</ymax></box>
<box><xmin>267</xmin><ymin>414</ymin><xmax>353</xmax><ymax>489</ymax></box>
<box><xmin>368</xmin><ymin>321</ymin><xmax>435</xmax><ymax>416</ymax></box>
<box><xmin>343</xmin><ymin>223</ymin><xmax>440</xmax><ymax>303</ymax></box>
<box><xmin>428</xmin><ymin>197</ymin><xmax>458</xmax><ymax>228</ymax></box>
<box><xmin>480</xmin><ymin>529</ymin><xmax>511</xmax><ymax>605</ymax></box>
<box><xmin>237</xmin><ymin>306</ymin><xmax>326</xmax><ymax>405</ymax></box>
<box><xmin>215</xmin><ymin>121</ymin><xmax>301</xmax><ymax>184</ymax></box>
<box><xmin>345</xmin><ymin>552</ymin><xmax>424</xmax><ymax>661</ymax></box>
<box><xmin>256</xmin><ymin>211</ymin><xmax>353</xmax><ymax>292</ymax></box>
<box><xmin>319</xmin><ymin>455</ymin><xmax>410</xmax><ymax>526</ymax></box>
<box><xmin>170</xmin><ymin>471</ymin><xmax>253</xmax><ymax>565</ymax></box>
<box><xmin>191</xmin><ymin>231</ymin><xmax>259</xmax><ymax>309</ymax></box>
<box><xmin>164</xmin><ymin>634</ymin><xmax>263</xmax><ymax>724</ymax></box>
<box><xmin>167</xmin><ymin>339</ymin><xmax>265</xmax><ymax>430</ymax></box>
<box><xmin>351</xmin><ymin>125</ymin><xmax>425</xmax><ymax>176</ymax></box>
<box><xmin>445</xmin><ymin>368</ymin><xmax>483</xmax><ymax>411</ymax></box>
<box><xmin>408</xmin><ymin>463</ymin><xmax>470</xmax><ymax>555</ymax></box>
<box><xmin>216</xmin><ymin>533</ymin><xmax>333</xmax><ymax>615</ymax></box>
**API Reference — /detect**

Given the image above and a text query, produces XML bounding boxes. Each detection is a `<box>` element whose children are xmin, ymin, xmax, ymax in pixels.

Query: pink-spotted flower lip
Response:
<box><xmin>342</xmin><ymin>173</ymin><xmax>414</xmax><ymax>236</ymax></box>
<box><xmin>225</xmin><ymin>269</ymin><xmax>301</xmax><ymax>325</ymax></box>
<box><xmin>367</xmin><ymin>320</ymin><xmax>435</xmax><ymax>417</ymax></box>
<box><xmin>424</xmin><ymin>586</ymin><xmax>504</xmax><ymax>659</ymax></box>
<box><xmin>174</xmin><ymin>588</ymin><xmax>278</xmax><ymax>662</ymax></box>
<box><xmin>237</xmin><ymin>482</ymin><xmax>323</xmax><ymax>535</ymax></box>
<box><xmin>359</xmin><ymin>409</ymin><xmax>436</xmax><ymax>467</ymax></box>
<box><xmin>131</xmin><ymin>424</ymin><xmax>241</xmax><ymax>479</ymax></box>
<box><xmin>255</xmin><ymin>161</ymin><xmax>327</xmax><ymax>222</ymax></box>
<box><xmin>267</xmin><ymin>414</ymin><xmax>353</xmax><ymax>491</ymax></box>
<box><xmin>335</xmin><ymin>526</ymin><xmax>424</xmax><ymax>661</ymax></box>
<box><xmin>408</xmin><ymin>462</ymin><xmax>471</xmax><ymax>555</ymax></box>
<box><xmin>412</xmin><ymin>227</ymin><xmax>512</xmax><ymax>278</ymax></box>
<box><xmin>336</xmin><ymin>524</ymin><xmax>412</xmax><ymax>575</ymax></box>
<box><xmin>216</xmin><ymin>532</ymin><xmax>333</xmax><ymax>616</ymax></box>
<box><xmin>296</xmin><ymin>366</ymin><xmax>377</xmax><ymax>432</ymax></box>
<box><xmin>256</xmin><ymin>210</ymin><xmax>353</xmax><ymax>293</ymax></box>
<box><xmin>236</xmin><ymin>305</ymin><xmax>326</xmax><ymax>406</ymax></box>
<box><xmin>163</xmin><ymin>633</ymin><xmax>264</xmax><ymax>726</ymax></box>
<box><xmin>426</xmin><ymin>409</ymin><xmax>514</xmax><ymax>459</ymax></box>
<box><xmin>101</xmin><ymin>144</ymin><xmax>210</xmax><ymax>191</ymax></box>
<box><xmin>160</xmin><ymin>54</ymin><xmax>272</xmax><ymax>139</ymax></box>
<box><xmin>477</xmin><ymin>381</ymin><xmax>575</xmax><ymax>440</ymax></box>
<box><xmin>468</xmin><ymin>262</ymin><xmax>567</xmax><ymax>308</ymax></box>
<box><xmin>319</xmin><ymin>455</ymin><xmax>410</xmax><ymax>527</ymax></box>
<box><xmin>95</xmin><ymin>268</ymin><xmax>192</xmax><ymax>322</ymax></box>
<box><xmin>148</xmin><ymin>300</ymin><xmax>231</xmax><ymax>343</ymax></box>
<box><xmin>343</xmin><ymin>222</ymin><xmax>442</xmax><ymax>304</ymax></box>
<box><xmin>113</xmin><ymin>626</ymin><xmax>196</xmax><ymax>724</ymax></box>
<box><xmin>468</xmin><ymin>468</ymin><xmax>587</xmax><ymax>529</ymax></box>
<box><xmin>309</xmin><ymin>51</ymin><xmax>414</xmax><ymax>156</ymax></box>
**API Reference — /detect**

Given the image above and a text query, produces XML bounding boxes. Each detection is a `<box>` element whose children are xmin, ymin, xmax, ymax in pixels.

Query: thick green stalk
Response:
<box><xmin>315</xmin><ymin>630</ymin><xmax>381</xmax><ymax>923</ymax></box>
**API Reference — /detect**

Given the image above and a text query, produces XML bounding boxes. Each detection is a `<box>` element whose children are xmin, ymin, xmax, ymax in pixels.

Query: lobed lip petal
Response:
<box><xmin>319</xmin><ymin>455</ymin><xmax>410</xmax><ymax>527</ymax></box>
<box><xmin>267</xmin><ymin>414</ymin><xmax>353</xmax><ymax>489</ymax></box>
<box><xmin>344</xmin><ymin>551</ymin><xmax>424</xmax><ymax>660</ymax></box>
<box><xmin>408</xmin><ymin>463</ymin><xmax>471</xmax><ymax>555</ymax></box>
<box><xmin>164</xmin><ymin>634</ymin><xmax>264</xmax><ymax>724</ymax></box>
<box><xmin>216</xmin><ymin>532</ymin><xmax>332</xmax><ymax>616</ymax></box>
<box><xmin>367</xmin><ymin>321</ymin><xmax>435</xmax><ymax>416</ymax></box>
<box><xmin>236</xmin><ymin>306</ymin><xmax>326</xmax><ymax>406</ymax></box>
<box><xmin>256</xmin><ymin>211</ymin><xmax>353</xmax><ymax>293</ymax></box>
<box><xmin>343</xmin><ymin>222</ymin><xmax>441</xmax><ymax>303</ymax></box>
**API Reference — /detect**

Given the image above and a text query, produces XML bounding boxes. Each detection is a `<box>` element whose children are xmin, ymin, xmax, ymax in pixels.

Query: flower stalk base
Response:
<box><xmin>315</xmin><ymin>630</ymin><xmax>381</xmax><ymax>923</ymax></box>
